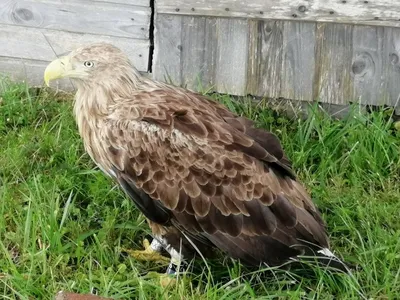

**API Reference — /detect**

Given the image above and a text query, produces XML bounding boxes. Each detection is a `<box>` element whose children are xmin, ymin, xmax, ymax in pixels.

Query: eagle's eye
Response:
<box><xmin>84</xmin><ymin>61</ymin><xmax>94</xmax><ymax>68</ymax></box>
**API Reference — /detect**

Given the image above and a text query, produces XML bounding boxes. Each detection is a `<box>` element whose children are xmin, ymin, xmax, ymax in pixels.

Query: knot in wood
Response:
<box><xmin>12</xmin><ymin>8</ymin><xmax>34</xmax><ymax>23</ymax></box>
<box><xmin>352</xmin><ymin>52</ymin><xmax>375</xmax><ymax>77</ymax></box>
<box><xmin>298</xmin><ymin>5</ymin><xmax>306</xmax><ymax>13</ymax></box>
<box><xmin>390</xmin><ymin>53</ymin><xmax>399</xmax><ymax>65</ymax></box>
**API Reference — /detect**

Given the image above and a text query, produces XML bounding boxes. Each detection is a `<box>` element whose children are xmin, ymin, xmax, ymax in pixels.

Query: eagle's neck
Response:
<box><xmin>73</xmin><ymin>86</ymin><xmax>111</xmax><ymax>166</ymax></box>
<box><xmin>71</xmin><ymin>70</ymin><xmax>159</xmax><ymax>165</ymax></box>
<box><xmin>74</xmin><ymin>85</ymin><xmax>109</xmax><ymax>123</ymax></box>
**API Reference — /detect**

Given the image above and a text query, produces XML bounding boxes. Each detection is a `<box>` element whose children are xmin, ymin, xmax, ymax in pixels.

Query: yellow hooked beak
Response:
<box><xmin>44</xmin><ymin>56</ymin><xmax>72</xmax><ymax>86</ymax></box>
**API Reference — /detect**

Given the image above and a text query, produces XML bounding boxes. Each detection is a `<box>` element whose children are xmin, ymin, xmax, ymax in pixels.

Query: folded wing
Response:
<box><xmin>97</xmin><ymin>88</ymin><xmax>329</xmax><ymax>265</ymax></box>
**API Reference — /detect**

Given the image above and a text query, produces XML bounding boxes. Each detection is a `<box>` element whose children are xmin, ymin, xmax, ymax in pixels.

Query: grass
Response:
<box><xmin>0</xmin><ymin>79</ymin><xmax>400</xmax><ymax>299</ymax></box>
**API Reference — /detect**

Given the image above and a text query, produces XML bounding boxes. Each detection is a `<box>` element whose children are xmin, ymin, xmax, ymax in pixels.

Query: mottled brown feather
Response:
<box><xmin>102</xmin><ymin>91</ymin><xmax>329</xmax><ymax>263</ymax></box>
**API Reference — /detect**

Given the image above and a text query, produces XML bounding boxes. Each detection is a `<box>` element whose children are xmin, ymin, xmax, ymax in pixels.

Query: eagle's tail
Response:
<box><xmin>296</xmin><ymin>248</ymin><xmax>367</xmax><ymax>300</ymax></box>
<box><xmin>316</xmin><ymin>248</ymin><xmax>353</xmax><ymax>273</ymax></box>
<box><xmin>295</xmin><ymin>247</ymin><xmax>354</xmax><ymax>274</ymax></box>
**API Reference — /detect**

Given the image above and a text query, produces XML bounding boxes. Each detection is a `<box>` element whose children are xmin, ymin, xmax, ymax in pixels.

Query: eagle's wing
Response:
<box><xmin>98</xmin><ymin>88</ymin><xmax>328</xmax><ymax>265</ymax></box>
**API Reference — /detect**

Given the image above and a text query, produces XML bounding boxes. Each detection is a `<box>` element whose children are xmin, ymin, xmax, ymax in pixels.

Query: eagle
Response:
<box><xmin>44</xmin><ymin>43</ymin><xmax>348</xmax><ymax>275</ymax></box>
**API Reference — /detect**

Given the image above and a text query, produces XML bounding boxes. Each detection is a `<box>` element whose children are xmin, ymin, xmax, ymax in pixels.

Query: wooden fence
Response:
<box><xmin>0</xmin><ymin>0</ymin><xmax>151</xmax><ymax>89</ymax></box>
<box><xmin>1</xmin><ymin>0</ymin><xmax>400</xmax><ymax>109</ymax></box>
<box><xmin>153</xmin><ymin>0</ymin><xmax>400</xmax><ymax>108</ymax></box>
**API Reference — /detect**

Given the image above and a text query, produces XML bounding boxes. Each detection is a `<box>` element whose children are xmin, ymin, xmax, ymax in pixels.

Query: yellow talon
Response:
<box><xmin>124</xmin><ymin>239</ymin><xmax>184</xmax><ymax>288</ymax></box>
<box><xmin>146</xmin><ymin>271</ymin><xmax>178</xmax><ymax>288</ymax></box>
<box><xmin>159</xmin><ymin>274</ymin><xmax>178</xmax><ymax>288</ymax></box>
<box><xmin>123</xmin><ymin>239</ymin><xmax>170</xmax><ymax>264</ymax></box>
<box><xmin>394</xmin><ymin>121</ymin><xmax>400</xmax><ymax>131</ymax></box>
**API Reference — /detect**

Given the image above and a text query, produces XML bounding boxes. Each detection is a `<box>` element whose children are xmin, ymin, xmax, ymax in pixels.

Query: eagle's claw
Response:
<box><xmin>123</xmin><ymin>238</ymin><xmax>170</xmax><ymax>264</ymax></box>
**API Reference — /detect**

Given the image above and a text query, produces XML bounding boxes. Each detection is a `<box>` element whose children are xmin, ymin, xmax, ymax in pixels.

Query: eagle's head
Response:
<box><xmin>44</xmin><ymin>43</ymin><xmax>139</xmax><ymax>87</ymax></box>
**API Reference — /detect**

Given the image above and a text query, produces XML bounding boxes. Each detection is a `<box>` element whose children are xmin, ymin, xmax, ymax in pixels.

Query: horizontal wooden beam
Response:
<box><xmin>0</xmin><ymin>0</ymin><xmax>151</xmax><ymax>39</ymax></box>
<box><xmin>0</xmin><ymin>57</ymin><xmax>150</xmax><ymax>91</ymax></box>
<box><xmin>0</xmin><ymin>24</ymin><xmax>150</xmax><ymax>71</ymax></box>
<box><xmin>0</xmin><ymin>22</ymin><xmax>150</xmax><ymax>89</ymax></box>
<box><xmin>0</xmin><ymin>57</ymin><xmax>73</xmax><ymax>90</ymax></box>
<box><xmin>93</xmin><ymin>0</ymin><xmax>150</xmax><ymax>7</ymax></box>
<box><xmin>156</xmin><ymin>0</ymin><xmax>400</xmax><ymax>28</ymax></box>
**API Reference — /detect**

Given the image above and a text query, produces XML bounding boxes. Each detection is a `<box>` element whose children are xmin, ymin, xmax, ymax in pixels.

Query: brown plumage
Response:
<box><xmin>44</xmin><ymin>43</ymin><xmax>347</xmax><ymax>270</ymax></box>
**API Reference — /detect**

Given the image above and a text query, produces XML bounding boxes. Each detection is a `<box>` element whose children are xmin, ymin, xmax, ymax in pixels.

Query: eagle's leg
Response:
<box><xmin>164</xmin><ymin>243</ymin><xmax>187</xmax><ymax>275</ymax></box>
<box><xmin>126</xmin><ymin>236</ymin><xmax>187</xmax><ymax>273</ymax></box>
<box><xmin>156</xmin><ymin>237</ymin><xmax>186</xmax><ymax>288</ymax></box>
<box><xmin>128</xmin><ymin>236</ymin><xmax>186</xmax><ymax>288</ymax></box>
<box><xmin>124</xmin><ymin>237</ymin><xmax>170</xmax><ymax>264</ymax></box>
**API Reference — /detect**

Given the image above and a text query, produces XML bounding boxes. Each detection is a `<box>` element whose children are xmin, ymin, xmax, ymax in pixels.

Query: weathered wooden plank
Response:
<box><xmin>382</xmin><ymin>27</ymin><xmax>400</xmax><ymax>108</ymax></box>
<box><xmin>247</xmin><ymin>20</ymin><xmax>316</xmax><ymax>101</ymax></box>
<box><xmin>0</xmin><ymin>25</ymin><xmax>55</xmax><ymax>61</ymax></box>
<box><xmin>0</xmin><ymin>57</ymin><xmax>150</xmax><ymax>91</ymax></box>
<box><xmin>0</xmin><ymin>57</ymin><xmax>73</xmax><ymax>90</ymax></box>
<box><xmin>153</xmin><ymin>14</ymin><xmax>183</xmax><ymax>85</ymax></box>
<box><xmin>350</xmin><ymin>26</ymin><xmax>387</xmax><ymax>105</ymax></box>
<box><xmin>180</xmin><ymin>17</ymin><xmax>218</xmax><ymax>91</ymax></box>
<box><xmin>54</xmin><ymin>291</ymin><xmax>113</xmax><ymax>300</ymax></box>
<box><xmin>0</xmin><ymin>0</ymin><xmax>150</xmax><ymax>39</ymax></box>
<box><xmin>0</xmin><ymin>24</ymin><xmax>150</xmax><ymax>72</ymax></box>
<box><xmin>214</xmin><ymin>18</ymin><xmax>249</xmax><ymax>95</ymax></box>
<box><xmin>247</xmin><ymin>20</ymin><xmax>284</xmax><ymax>98</ymax></box>
<box><xmin>92</xmin><ymin>0</ymin><xmax>149</xmax><ymax>7</ymax></box>
<box><xmin>180</xmin><ymin>17</ymin><xmax>206</xmax><ymax>90</ymax></box>
<box><xmin>154</xmin><ymin>15</ymin><xmax>249</xmax><ymax>95</ymax></box>
<box><xmin>314</xmin><ymin>23</ymin><xmax>354</xmax><ymax>105</ymax></box>
<box><xmin>153</xmin><ymin>14</ymin><xmax>400</xmax><ymax>108</ymax></box>
<box><xmin>153</xmin><ymin>15</ymin><xmax>218</xmax><ymax>91</ymax></box>
<box><xmin>156</xmin><ymin>0</ymin><xmax>400</xmax><ymax>28</ymax></box>
<box><xmin>201</xmin><ymin>18</ymin><xmax>219</xmax><ymax>90</ymax></box>
<box><xmin>281</xmin><ymin>21</ymin><xmax>316</xmax><ymax>101</ymax></box>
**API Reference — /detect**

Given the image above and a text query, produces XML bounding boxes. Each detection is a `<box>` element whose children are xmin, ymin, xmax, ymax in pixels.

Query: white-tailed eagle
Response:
<box><xmin>44</xmin><ymin>43</ymin><xmax>348</xmax><ymax>275</ymax></box>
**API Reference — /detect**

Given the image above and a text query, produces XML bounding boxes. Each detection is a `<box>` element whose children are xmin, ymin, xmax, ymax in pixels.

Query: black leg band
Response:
<box><xmin>166</xmin><ymin>261</ymin><xmax>187</xmax><ymax>275</ymax></box>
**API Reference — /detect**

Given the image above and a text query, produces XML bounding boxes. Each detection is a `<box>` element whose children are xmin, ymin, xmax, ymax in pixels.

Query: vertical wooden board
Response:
<box><xmin>214</xmin><ymin>18</ymin><xmax>249</xmax><ymax>96</ymax></box>
<box><xmin>314</xmin><ymin>23</ymin><xmax>354</xmax><ymax>104</ymax></box>
<box><xmin>180</xmin><ymin>17</ymin><xmax>206</xmax><ymax>89</ymax></box>
<box><xmin>203</xmin><ymin>18</ymin><xmax>219</xmax><ymax>90</ymax></box>
<box><xmin>281</xmin><ymin>21</ymin><xmax>316</xmax><ymax>101</ymax></box>
<box><xmin>246</xmin><ymin>20</ymin><xmax>259</xmax><ymax>96</ymax></box>
<box><xmin>180</xmin><ymin>16</ymin><xmax>218</xmax><ymax>91</ymax></box>
<box><xmin>153</xmin><ymin>14</ymin><xmax>183</xmax><ymax>85</ymax></box>
<box><xmin>351</xmin><ymin>26</ymin><xmax>387</xmax><ymax>106</ymax></box>
<box><xmin>247</xmin><ymin>20</ymin><xmax>284</xmax><ymax>98</ymax></box>
<box><xmin>382</xmin><ymin>27</ymin><xmax>400</xmax><ymax>108</ymax></box>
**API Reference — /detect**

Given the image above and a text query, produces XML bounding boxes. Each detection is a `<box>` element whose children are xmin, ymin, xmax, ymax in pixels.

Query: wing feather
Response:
<box><xmin>96</xmin><ymin>88</ymin><xmax>329</xmax><ymax>265</ymax></box>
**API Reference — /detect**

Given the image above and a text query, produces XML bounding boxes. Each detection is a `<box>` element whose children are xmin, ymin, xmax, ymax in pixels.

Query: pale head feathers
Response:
<box><xmin>67</xmin><ymin>43</ymin><xmax>142</xmax><ymax>88</ymax></box>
